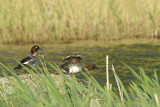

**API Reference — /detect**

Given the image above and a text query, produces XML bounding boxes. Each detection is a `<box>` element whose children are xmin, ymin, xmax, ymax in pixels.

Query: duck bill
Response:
<box><xmin>95</xmin><ymin>66</ymin><xmax>100</xmax><ymax>70</ymax></box>
<box><xmin>39</xmin><ymin>48</ymin><xmax>43</xmax><ymax>51</ymax></box>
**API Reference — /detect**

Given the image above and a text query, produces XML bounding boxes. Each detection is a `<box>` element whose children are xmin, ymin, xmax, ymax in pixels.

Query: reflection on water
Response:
<box><xmin>0</xmin><ymin>44</ymin><xmax>160</xmax><ymax>87</ymax></box>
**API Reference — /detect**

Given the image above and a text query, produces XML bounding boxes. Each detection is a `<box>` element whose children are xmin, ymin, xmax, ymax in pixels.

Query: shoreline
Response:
<box><xmin>0</xmin><ymin>38</ymin><xmax>159</xmax><ymax>48</ymax></box>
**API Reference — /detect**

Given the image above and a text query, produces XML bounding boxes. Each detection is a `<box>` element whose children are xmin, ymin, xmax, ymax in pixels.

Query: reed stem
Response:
<box><xmin>112</xmin><ymin>64</ymin><xmax>124</xmax><ymax>103</ymax></box>
<box><xmin>106</xmin><ymin>55</ymin><xmax>109</xmax><ymax>90</ymax></box>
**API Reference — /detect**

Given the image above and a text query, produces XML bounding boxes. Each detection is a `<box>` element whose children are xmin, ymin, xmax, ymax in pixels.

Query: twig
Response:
<box><xmin>154</xmin><ymin>93</ymin><xmax>160</xmax><ymax>106</ymax></box>
<box><xmin>39</xmin><ymin>55</ymin><xmax>47</xmax><ymax>73</ymax></box>
<box><xmin>106</xmin><ymin>55</ymin><xmax>109</xmax><ymax>90</ymax></box>
<box><xmin>112</xmin><ymin>64</ymin><xmax>124</xmax><ymax>103</ymax></box>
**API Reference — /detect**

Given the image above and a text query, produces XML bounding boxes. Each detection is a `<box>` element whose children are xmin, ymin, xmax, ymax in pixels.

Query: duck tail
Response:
<box><xmin>14</xmin><ymin>66</ymin><xmax>21</xmax><ymax>69</ymax></box>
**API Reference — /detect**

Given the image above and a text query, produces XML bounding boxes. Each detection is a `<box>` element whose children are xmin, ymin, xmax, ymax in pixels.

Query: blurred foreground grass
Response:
<box><xmin>0</xmin><ymin>0</ymin><xmax>160</xmax><ymax>44</ymax></box>
<box><xmin>0</xmin><ymin>58</ymin><xmax>160</xmax><ymax>106</ymax></box>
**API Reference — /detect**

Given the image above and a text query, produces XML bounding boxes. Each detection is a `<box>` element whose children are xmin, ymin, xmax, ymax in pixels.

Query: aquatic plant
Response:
<box><xmin>0</xmin><ymin>57</ymin><xmax>159</xmax><ymax>106</ymax></box>
<box><xmin>0</xmin><ymin>0</ymin><xmax>160</xmax><ymax>44</ymax></box>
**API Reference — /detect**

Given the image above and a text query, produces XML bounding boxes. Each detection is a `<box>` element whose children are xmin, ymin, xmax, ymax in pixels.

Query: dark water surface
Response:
<box><xmin>0</xmin><ymin>44</ymin><xmax>160</xmax><ymax>88</ymax></box>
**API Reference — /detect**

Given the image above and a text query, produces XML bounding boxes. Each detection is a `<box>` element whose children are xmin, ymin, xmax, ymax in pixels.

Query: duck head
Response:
<box><xmin>31</xmin><ymin>45</ymin><xmax>42</xmax><ymax>55</ymax></box>
<box><xmin>86</xmin><ymin>64</ymin><xmax>98</xmax><ymax>70</ymax></box>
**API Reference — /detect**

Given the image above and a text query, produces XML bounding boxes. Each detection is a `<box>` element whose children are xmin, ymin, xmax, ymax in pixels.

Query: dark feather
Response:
<box><xmin>63</xmin><ymin>55</ymin><xmax>83</xmax><ymax>61</ymax></box>
<box><xmin>60</xmin><ymin>63</ymin><xmax>70</xmax><ymax>73</ymax></box>
<box><xmin>14</xmin><ymin>56</ymin><xmax>36</xmax><ymax>69</ymax></box>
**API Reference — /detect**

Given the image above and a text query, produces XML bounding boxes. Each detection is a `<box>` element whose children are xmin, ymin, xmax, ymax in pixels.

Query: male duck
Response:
<box><xmin>60</xmin><ymin>55</ymin><xmax>96</xmax><ymax>74</ymax></box>
<box><xmin>14</xmin><ymin>45</ymin><xmax>42</xmax><ymax>69</ymax></box>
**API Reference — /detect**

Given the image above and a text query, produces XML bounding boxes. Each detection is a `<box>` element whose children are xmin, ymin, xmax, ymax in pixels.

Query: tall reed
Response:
<box><xmin>0</xmin><ymin>0</ymin><xmax>160</xmax><ymax>44</ymax></box>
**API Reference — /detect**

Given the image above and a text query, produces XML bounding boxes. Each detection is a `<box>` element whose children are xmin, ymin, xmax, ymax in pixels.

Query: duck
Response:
<box><xmin>85</xmin><ymin>64</ymin><xmax>96</xmax><ymax>71</ymax></box>
<box><xmin>14</xmin><ymin>45</ymin><xmax>42</xmax><ymax>70</ymax></box>
<box><xmin>60</xmin><ymin>55</ymin><xmax>96</xmax><ymax>74</ymax></box>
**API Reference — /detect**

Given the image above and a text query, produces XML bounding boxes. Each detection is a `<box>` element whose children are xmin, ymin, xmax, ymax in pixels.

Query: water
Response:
<box><xmin>0</xmin><ymin>44</ymin><xmax>160</xmax><ymax>88</ymax></box>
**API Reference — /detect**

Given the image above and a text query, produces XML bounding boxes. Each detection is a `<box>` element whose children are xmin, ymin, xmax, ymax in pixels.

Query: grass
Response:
<box><xmin>0</xmin><ymin>57</ymin><xmax>159</xmax><ymax>106</ymax></box>
<box><xmin>0</xmin><ymin>0</ymin><xmax>160</xmax><ymax>44</ymax></box>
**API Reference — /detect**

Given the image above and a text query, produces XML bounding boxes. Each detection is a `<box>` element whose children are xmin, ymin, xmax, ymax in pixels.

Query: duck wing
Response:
<box><xmin>60</xmin><ymin>63</ymin><xmax>70</xmax><ymax>73</ymax></box>
<box><xmin>63</xmin><ymin>55</ymin><xmax>83</xmax><ymax>61</ymax></box>
<box><xmin>14</xmin><ymin>56</ymin><xmax>36</xmax><ymax>69</ymax></box>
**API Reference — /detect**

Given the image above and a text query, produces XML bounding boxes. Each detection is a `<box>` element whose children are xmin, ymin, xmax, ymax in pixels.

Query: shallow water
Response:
<box><xmin>0</xmin><ymin>44</ymin><xmax>160</xmax><ymax>88</ymax></box>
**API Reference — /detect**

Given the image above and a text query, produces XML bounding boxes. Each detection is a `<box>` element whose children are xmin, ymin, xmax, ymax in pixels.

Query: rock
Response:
<box><xmin>0</xmin><ymin>73</ymin><xmax>72</xmax><ymax>100</ymax></box>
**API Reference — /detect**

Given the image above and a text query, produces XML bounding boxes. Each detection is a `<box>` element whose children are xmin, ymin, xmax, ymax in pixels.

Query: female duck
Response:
<box><xmin>60</xmin><ymin>55</ymin><xmax>96</xmax><ymax>74</ymax></box>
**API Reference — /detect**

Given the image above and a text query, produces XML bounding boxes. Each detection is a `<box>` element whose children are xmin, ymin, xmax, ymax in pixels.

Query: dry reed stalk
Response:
<box><xmin>50</xmin><ymin>58</ymin><xmax>67</xmax><ymax>84</ymax></box>
<box><xmin>112</xmin><ymin>64</ymin><xmax>124</xmax><ymax>103</ymax></box>
<box><xmin>51</xmin><ymin>60</ymin><xmax>62</xmax><ymax>72</ymax></box>
<box><xmin>39</xmin><ymin>55</ymin><xmax>47</xmax><ymax>73</ymax></box>
<box><xmin>154</xmin><ymin>93</ymin><xmax>160</xmax><ymax>106</ymax></box>
<box><xmin>39</xmin><ymin>55</ymin><xmax>64</xmax><ymax>85</ymax></box>
<box><xmin>110</xmin><ymin>84</ymin><xmax>112</xmax><ymax>90</ymax></box>
<box><xmin>41</xmin><ymin>55</ymin><xmax>48</xmax><ymax>71</ymax></box>
<box><xmin>106</xmin><ymin>55</ymin><xmax>110</xmax><ymax>90</ymax></box>
<box><xmin>1</xmin><ymin>0</ymin><xmax>160</xmax><ymax>44</ymax></box>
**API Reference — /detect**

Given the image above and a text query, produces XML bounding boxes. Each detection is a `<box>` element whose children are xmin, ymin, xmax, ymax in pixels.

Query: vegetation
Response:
<box><xmin>0</xmin><ymin>58</ymin><xmax>160</xmax><ymax>106</ymax></box>
<box><xmin>0</xmin><ymin>0</ymin><xmax>160</xmax><ymax>44</ymax></box>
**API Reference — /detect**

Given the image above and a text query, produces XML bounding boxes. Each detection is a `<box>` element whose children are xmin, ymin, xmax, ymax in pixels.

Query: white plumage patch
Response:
<box><xmin>23</xmin><ymin>60</ymin><xmax>31</xmax><ymax>64</ymax></box>
<box><xmin>69</xmin><ymin>66</ymin><xmax>81</xmax><ymax>73</ymax></box>
<box><xmin>23</xmin><ymin>59</ymin><xmax>37</xmax><ymax>66</ymax></box>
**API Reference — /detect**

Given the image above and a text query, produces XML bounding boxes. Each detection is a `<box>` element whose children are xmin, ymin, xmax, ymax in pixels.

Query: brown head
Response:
<box><xmin>86</xmin><ymin>64</ymin><xmax>96</xmax><ymax>70</ymax></box>
<box><xmin>31</xmin><ymin>45</ymin><xmax>42</xmax><ymax>54</ymax></box>
<box><xmin>63</xmin><ymin>55</ymin><xmax>83</xmax><ymax>63</ymax></box>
